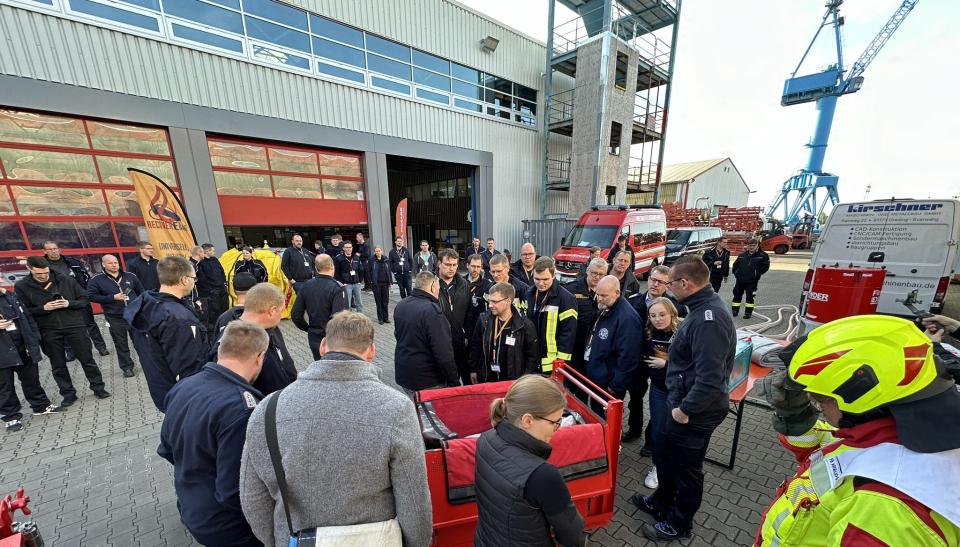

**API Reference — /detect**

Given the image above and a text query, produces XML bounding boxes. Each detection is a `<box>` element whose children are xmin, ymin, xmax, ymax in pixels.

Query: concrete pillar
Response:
<box><xmin>363</xmin><ymin>151</ymin><xmax>393</xmax><ymax>251</ymax></box>
<box><xmin>168</xmin><ymin>127</ymin><xmax>228</xmax><ymax>252</ymax></box>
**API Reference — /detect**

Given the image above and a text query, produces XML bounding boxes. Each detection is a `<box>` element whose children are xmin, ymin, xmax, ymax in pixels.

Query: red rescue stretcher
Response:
<box><xmin>417</xmin><ymin>363</ymin><xmax>624</xmax><ymax>546</ymax></box>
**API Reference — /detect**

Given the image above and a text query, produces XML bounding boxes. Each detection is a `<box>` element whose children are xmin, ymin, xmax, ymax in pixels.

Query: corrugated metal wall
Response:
<box><xmin>522</xmin><ymin>218</ymin><xmax>577</xmax><ymax>258</ymax></box>
<box><xmin>686</xmin><ymin>159</ymin><xmax>749</xmax><ymax>208</ymax></box>
<box><xmin>0</xmin><ymin>0</ymin><xmax>564</xmax><ymax>252</ymax></box>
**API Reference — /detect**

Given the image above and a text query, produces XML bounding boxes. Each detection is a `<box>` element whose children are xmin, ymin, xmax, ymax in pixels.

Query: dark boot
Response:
<box><xmin>731</xmin><ymin>305</ymin><xmax>740</xmax><ymax>317</ymax></box>
<box><xmin>743</xmin><ymin>307</ymin><xmax>753</xmax><ymax>319</ymax></box>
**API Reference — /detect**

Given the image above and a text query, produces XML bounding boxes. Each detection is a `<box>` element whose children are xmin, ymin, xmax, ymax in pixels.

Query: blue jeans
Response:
<box><xmin>647</xmin><ymin>385</ymin><xmax>668</xmax><ymax>455</ymax></box>
<box><xmin>345</xmin><ymin>283</ymin><xmax>363</xmax><ymax>312</ymax></box>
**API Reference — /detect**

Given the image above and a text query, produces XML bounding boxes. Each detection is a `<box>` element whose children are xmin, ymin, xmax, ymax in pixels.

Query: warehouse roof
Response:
<box><xmin>660</xmin><ymin>158</ymin><xmax>728</xmax><ymax>183</ymax></box>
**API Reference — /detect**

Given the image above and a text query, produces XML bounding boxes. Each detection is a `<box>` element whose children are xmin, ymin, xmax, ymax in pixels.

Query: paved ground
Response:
<box><xmin>1</xmin><ymin>251</ymin><xmax>957</xmax><ymax>546</ymax></box>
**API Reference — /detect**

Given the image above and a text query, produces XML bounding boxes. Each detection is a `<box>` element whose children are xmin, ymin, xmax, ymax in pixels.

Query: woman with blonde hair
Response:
<box><xmin>474</xmin><ymin>375</ymin><xmax>586</xmax><ymax>546</ymax></box>
<box><xmin>639</xmin><ymin>296</ymin><xmax>682</xmax><ymax>489</ymax></box>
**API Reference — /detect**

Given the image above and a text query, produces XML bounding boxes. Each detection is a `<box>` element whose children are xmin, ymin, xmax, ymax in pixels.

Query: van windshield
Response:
<box><xmin>565</xmin><ymin>224</ymin><xmax>618</xmax><ymax>248</ymax></box>
<box><xmin>666</xmin><ymin>230</ymin><xmax>690</xmax><ymax>245</ymax></box>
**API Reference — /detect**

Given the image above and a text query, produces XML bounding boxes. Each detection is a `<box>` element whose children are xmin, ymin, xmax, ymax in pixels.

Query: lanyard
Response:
<box><xmin>532</xmin><ymin>289</ymin><xmax>549</xmax><ymax>317</ymax></box>
<box><xmin>490</xmin><ymin>316</ymin><xmax>511</xmax><ymax>364</ymax></box>
<box><xmin>585</xmin><ymin>309</ymin><xmax>607</xmax><ymax>349</ymax></box>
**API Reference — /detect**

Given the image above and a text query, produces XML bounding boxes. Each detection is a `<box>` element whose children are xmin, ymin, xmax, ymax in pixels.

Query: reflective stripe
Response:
<box><xmin>556</xmin><ymin>352</ymin><xmax>572</xmax><ymax>361</ymax></box>
<box><xmin>732</xmin><ymin>302</ymin><xmax>741</xmax><ymax>307</ymax></box>
<box><xmin>558</xmin><ymin>308</ymin><xmax>578</xmax><ymax>321</ymax></box>
<box><xmin>769</xmin><ymin>507</ymin><xmax>791</xmax><ymax>546</ymax></box>
<box><xmin>545</xmin><ymin>306</ymin><xmax>558</xmax><ymax>359</ymax></box>
<box><xmin>785</xmin><ymin>431</ymin><xmax>822</xmax><ymax>448</ymax></box>
<box><xmin>746</xmin><ymin>303</ymin><xmax>756</xmax><ymax>308</ymax></box>
<box><xmin>541</xmin><ymin>356</ymin><xmax>555</xmax><ymax>365</ymax></box>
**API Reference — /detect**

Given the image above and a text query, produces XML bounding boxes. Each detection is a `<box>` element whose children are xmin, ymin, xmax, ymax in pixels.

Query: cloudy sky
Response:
<box><xmin>459</xmin><ymin>0</ymin><xmax>959</xmax><ymax>207</ymax></box>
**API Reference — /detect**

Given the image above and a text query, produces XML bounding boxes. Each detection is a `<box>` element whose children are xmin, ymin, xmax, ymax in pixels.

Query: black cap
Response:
<box><xmin>233</xmin><ymin>272</ymin><xmax>257</xmax><ymax>293</ymax></box>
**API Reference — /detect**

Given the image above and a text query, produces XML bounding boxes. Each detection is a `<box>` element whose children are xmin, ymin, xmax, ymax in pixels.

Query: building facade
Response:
<box><xmin>0</xmin><ymin>0</ymin><xmax>573</xmax><ymax>282</ymax></box>
<box><xmin>628</xmin><ymin>157</ymin><xmax>750</xmax><ymax>210</ymax></box>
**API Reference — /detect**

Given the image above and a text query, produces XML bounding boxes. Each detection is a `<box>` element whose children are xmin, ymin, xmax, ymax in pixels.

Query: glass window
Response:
<box><xmin>452</xmin><ymin>80</ymin><xmax>482</xmax><ymax>100</ymax></box>
<box><xmin>515</xmin><ymin>84</ymin><xmax>537</xmax><ymax>102</ymax></box>
<box><xmin>162</xmin><ymin>0</ymin><xmax>244</xmax><ymax>34</ymax></box>
<box><xmin>565</xmin><ymin>224</ymin><xmax>618</xmax><ymax>248</ymax></box>
<box><xmin>105</xmin><ymin>188</ymin><xmax>142</xmax><ymax>216</ymax></box>
<box><xmin>115</xmin><ymin>0</ymin><xmax>160</xmax><ymax>11</ymax></box>
<box><xmin>23</xmin><ymin>221</ymin><xmax>116</xmax><ymax>249</ymax></box>
<box><xmin>268</xmin><ymin>147</ymin><xmax>318</xmax><ymax>174</ymax></box>
<box><xmin>515</xmin><ymin>99</ymin><xmax>537</xmax><ymax>116</ymax></box>
<box><xmin>321</xmin><ymin>179</ymin><xmax>363</xmax><ymax>200</ymax></box>
<box><xmin>484</xmin><ymin>89</ymin><xmax>512</xmax><ymax>109</ymax></box>
<box><xmin>516</xmin><ymin>114</ymin><xmax>536</xmax><ymax>126</ymax></box>
<box><xmin>208</xmin><ymin>140</ymin><xmax>268</xmax><ymax>169</ymax></box>
<box><xmin>11</xmin><ymin>185</ymin><xmax>108</xmax><ymax>216</ymax></box>
<box><xmin>309</xmin><ymin>15</ymin><xmax>363</xmax><ymax>48</ymax></box>
<box><xmin>412</xmin><ymin>50</ymin><xmax>448</xmax><ymax>74</ymax></box>
<box><xmin>245</xmin><ymin>17</ymin><xmax>310</xmax><ymax>53</ymax></box>
<box><xmin>312</xmin><ymin>37</ymin><xmax>365</xmax><ymax>68</ymax></box>
<box><xmin>367</xmin><ymin>54</ymin><xmax>410</xmax><ymax>81</ymax></box>
<box><xmin>0</xmin><ymin>225</ymin><xmax>25</xmax><ymax>252</ymax></box>
<box><xmin>69</xmin><ymin>0</ymin><xmax>160</xmax><ymax>31</ymax></box>
<box><xmin>0</xmin><ymin>110</ymin><xmax>89</xmax><ymax>149</ymax></box>
<box><xmin>318</xmin><ymin>153</ymin><xmax>361</xmax><ymax>177</ymax></box>
<box><xmin>457</xmin><ymin>178</ymin><xmax>469</xmax><ymax>197</ymax></box>
<box><xmin>451</xmin><ymin>63</ymin><xmax>480</xmax><ymax>83</ymax></box>
<box><xmin>487</xmin><ymin>108</ymin><xmax>511</xmax><ymax>120</ymax></box>
<box><xmin>413</xmin><ymin>68</ymin><xmax>449</xmax><ymax>91</ymax></box>
<box><xmin>96</xmin><ymin>156</ymin><xmax>178</xmax><ymax>187</ymax></box>
<box><xmin>242</xmin><ymin>0</ymin><xmax>307</xmax><ymax>31</ymax></box>
<box><xmin>371</xmin><ymin>76</ymin><xmax>410</xmax><ymax>95</ymax></box>
<box><xmin>205</xmin><ymin>0</ymin><xmax>239</xmax><ymax>9</ymax></box>
<box><xmin>273</xmin><ymin>176</ymin><xmax>322</xmax><ymax>198</ymax></box>
<box><xmin>87</xmin><ymin>121</ymin><xmax>170</xmax><ymax>155</ymax></box>
<box><xmin>416</xmin><ymin>88</ymin><xmax>448</xmax><ymax>105</ymax></box>
<box><xmin>213</xmin><ymin>171</ymin><xmax>272</xmax><ymax>195</ymax></box>
<box><xmin>0</xmin><ymin>148</ymin><xmax>99</xmax><ymax>183</ymax></box>
<box><xmin>317</xmin><ymin>62</ymin><xmax>365</xmax><ymax>83</ymax></box>
<box><xmin>454</xmin><ymin>98</ymin><xmax>483</xmax><ymax>113</ymax></box>
<box><xmin>365</xmin><ymin>34</ymin><xmax>409</xmax><ymax>62</ymax></box>
<box><xmin>172</xmin><ymin>23</ymin><xmax>244</xmax><ymax>52</ymax></box>
<box><xmin>252</xmin><ymin>44</ymin><xmax>310</xmax><ymax>70</ymax></box>
<box><xmin>0</xmin><ymin>188</ymin><xmax>13</xmax><ymax>215</ymax></box>
<box><xmin>114</xmin><ymin>221</ymin><xmax>148</xmax><ymax>247</ymax></box>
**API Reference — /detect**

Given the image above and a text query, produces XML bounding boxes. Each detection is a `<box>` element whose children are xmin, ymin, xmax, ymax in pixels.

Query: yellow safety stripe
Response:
<box><xmin>558</xmin><ymin>308</ymin><xmax>578</xmax><ymax>321</ymax></box>
<box><xmin>746</xmin><ymin>303</ymin><xmax>756</xmax><ymax>308</ymax></box>
<box><xmin>732</xmin><ymin>302</ymin><xmax>741</xmax><ymax>307</ymax></box>
<box><xmin>556</xmin><ymin>351</ymin><xmax>572</xmax><ymax>361</ymax></box>
<box><xmin>545</xmin><ymin>307</ymin><xmax>558</xmax><ymax>359</ymax></box>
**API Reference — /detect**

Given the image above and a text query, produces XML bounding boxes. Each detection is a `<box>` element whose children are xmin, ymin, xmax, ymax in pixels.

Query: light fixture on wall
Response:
<box><xmin>480</xmin><ymin>36</ymin><xmax>500</xmax><ymax>52</ymax></box>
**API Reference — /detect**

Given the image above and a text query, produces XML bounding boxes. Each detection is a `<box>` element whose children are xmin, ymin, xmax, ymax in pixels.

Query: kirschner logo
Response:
<box><xmin>846</xmin><ymin>203</ymin><xmax>944</xmax><ymax>213</ymax></box>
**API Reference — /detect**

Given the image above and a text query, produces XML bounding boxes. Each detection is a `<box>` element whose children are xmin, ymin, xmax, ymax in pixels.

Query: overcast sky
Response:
<box><xmin>459</xmin><ymin>0</ymin><xmax>959</xmax><ymax>207</ymax></box>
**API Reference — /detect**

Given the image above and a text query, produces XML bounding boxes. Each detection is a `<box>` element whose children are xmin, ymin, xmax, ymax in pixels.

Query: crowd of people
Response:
<box><xmin>1</xmin><ymin>231</ymin><xmax>958</xmax><ymax>547</ymax></box>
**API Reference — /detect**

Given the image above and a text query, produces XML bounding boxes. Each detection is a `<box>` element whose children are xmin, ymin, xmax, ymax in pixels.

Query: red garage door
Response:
<box><xmin>207</xmin><ymin>136</ymin><xmax>368</xmax><ymax>226</ymax></box>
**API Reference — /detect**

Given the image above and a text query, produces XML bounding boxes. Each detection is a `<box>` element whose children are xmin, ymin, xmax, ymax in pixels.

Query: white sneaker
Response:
<box><xmin>5</xmin><ymin>419</ymin><xmax>23</xmax><ymax>432</ymax></box>
<box><xmin>33</xmin><ymin>404</ymin><xmax>66</xmax><ymax>416</ymax></box>
<box><xmin>644</xmin><ymin>467</ymin><xmax>659</xmax><ymax>489</ymax></box>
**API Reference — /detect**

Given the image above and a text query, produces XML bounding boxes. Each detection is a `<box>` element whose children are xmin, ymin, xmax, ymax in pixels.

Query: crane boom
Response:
<box><xmin>843</xmin><ymin>0</ymin><xmax>919</xmax><ymax>92</ymax></box>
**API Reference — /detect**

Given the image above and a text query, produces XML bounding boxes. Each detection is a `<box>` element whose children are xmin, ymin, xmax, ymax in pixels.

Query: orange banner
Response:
<box><xmin>129</xmin><ymin>168</ymin><xmax>196</xmax><ymax>259</ymax></box>
<box><xmin>395</xmin><ymin>198</ymin><xmax>408</xmax><ymax>241</ymax></box>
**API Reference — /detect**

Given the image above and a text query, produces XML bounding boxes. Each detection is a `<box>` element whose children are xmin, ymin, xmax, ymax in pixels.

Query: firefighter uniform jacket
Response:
<box><xmin>525</xmin><ymin>282</ymin><xmax>578</xmax><ymax>372</ymax></box>
<box><xmin>733</xmin><ymin>249</ymin><xmax>770</xmax><ymax>283</ymax></box>
<box><xmin>702</xmin><ymin>247</ymin><xmax>730</xmax><ymax>279</ymax></box>
<box><xmin>756</xmin><ymin>417</ymin><xmax>960</xmax><ymax>546</ymax></box>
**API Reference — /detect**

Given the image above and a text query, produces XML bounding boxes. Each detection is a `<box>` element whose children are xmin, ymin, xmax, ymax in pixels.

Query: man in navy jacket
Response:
<box><xmin>389</xmin><ymin>236</ymin><xmax>414</xmax><ymax>299</ymax></box>
<box><xmin>88</xmin><ymin>254</ymin><xmax>144</xmax><ymax>377</ymax></box>
<box><xmin>585</xmin><ymin>276</ymin><xmax>642</xmax><ymax>399</ymax></box>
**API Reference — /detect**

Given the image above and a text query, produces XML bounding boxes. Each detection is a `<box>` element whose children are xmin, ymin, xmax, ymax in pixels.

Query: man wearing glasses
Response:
<box><xmin>124</xmin><ymin>256</ymin><xmax>210</xmax><ymax>413</ymax></box>
<box><xmin>631</xmin><ymin>256</ymin><xmax>736</xmax><ymax>542</ymax></box>
<box><xmin>469</xmin><ymin>282</ymin><xmax>539</xmax><ymax>384</ymax></box>
<box><xmin>629</xmin><ymin>265</ymin><xmax>687</xmax><ymax>332</ymax></box>
<box><xmin>510</xmin><ymin>242</ymin><xmax>539</xmax><ymax>286</ymax></box>
<box><xmin>564</xmin><ymin>258</ymin><xmax>608</xmax><ymax>374</ymax></box>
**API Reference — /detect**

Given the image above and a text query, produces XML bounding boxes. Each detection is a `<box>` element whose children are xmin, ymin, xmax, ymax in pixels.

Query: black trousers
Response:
<box><xmin>710</xmin><ymin>273</ymin><xmax>724</xmax><ymax>293</ymax></box>
<box><xmin>83</xmin><ymin>305</ymin><xmax>108</xmax><ymax>352</ymax></box>
<box><xmin>0</xmin><ymin>351</ymin><xmax>51</xmax><ymax>422</ymax></box>
<box><xmin>453</xmin><ymin>336</ymin><xmax>469</xmax><ymax>386</ymax></box>
<box><xmin>731</xmin><ymin>279</ymin><xmax>759</xmax><ymax>307</ymax></box>
<box><xmin>627</xmin><ymin>368</ymin><xmax>653</xmax><ymax>448</ymax></box>
<box><xmin>650</xmin><ymin>404</ymin><xmax>727</xmax><ymax>533</ymax></box>
<box><xmin>371</xmin><ymin>283</ymin><xmax>390</xmax><ymax>321</ymax></box>
<box><xmin>41</xmin><ymin>327</ymin><xmax>105</xmax><ymax>397</ymax></box>
<box><xmin>104</xmin><ymin>315</ymin><xmax>135</xmax><ymax>371</ymax></box>
<box><xmin>199</xmin><ymin>291</ymin><xmax>228</xmax><ymax>343</ymax></box>
<box><xmin>307</xmin><ymin>331</ymin><xmax>323</xmax><ymax>361</ymax></box>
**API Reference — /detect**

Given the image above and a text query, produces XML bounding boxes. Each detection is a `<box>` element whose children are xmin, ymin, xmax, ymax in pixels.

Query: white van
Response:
<box><xmin>801</xmin><ymin>199</ymin><xmax>960</xmax><ymax>322</ymax></box>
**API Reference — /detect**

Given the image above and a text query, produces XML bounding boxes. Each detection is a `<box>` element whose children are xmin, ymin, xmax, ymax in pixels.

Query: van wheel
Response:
<box><xmin>774</xmin><ymin>244</ymin><xmax>789</xmax><ymax>255</ymax></box>
<box><xmin>643</xmin><ymin>260</ymin><xmax>658</xmax><ymax>280</ymax></box>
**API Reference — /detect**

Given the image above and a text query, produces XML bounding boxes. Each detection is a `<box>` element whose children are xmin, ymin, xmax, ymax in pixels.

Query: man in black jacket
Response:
<box><xmin>281</xmin><ymin>234</ymin><xmax>315</xmax><ymax>294</ymax></box>
<box><xmin>290</xmin><ymin>254</ymin><xmax>348</xmax><ymax>360</ymax></box>
<box><xmin>479</xmin><ymin>238</ymin><xmax>501</xmax><ymax>272</ymax></box>
<box><xmin>610</xmin><ymin>250</ymin><xmax>640</xmax><ymax>298</ymax></box>
<box><xmin>42</xmin><ymin>241</ymin><xmax>108</xmax><ymax>356</ymax></box>
<box><xmin>393</xmin><ymin>271</ymin><xmax>457</xmax><ymax>395</ymax></box>
<box><xmin>87</xmin><ymin>254</ymin><xmax>144</xmax><ymax>377</ymax></box>
<box><xmin>606</xmin><ymin>234</ymin><xmax>634</xmax><ymax>269</ymax></box>
<box><xmin>629</xmin><ymin>265</ymin><xmax>687</xmax><ymax>331</ymax></box>
<box><xmin>324</xmin><ymin>233</ymin><xmax>343</xmax><ymax>257</ymax></box>
<box><xmin>469</xmin><ymin>282</ymin><xmax>538</xmax><ymax>383</ymax></box>
<box><xmin>437</xmin><ymin>249</ymin><xmax>471</xmax><ymax>385</ymax></box>
<box><xmin>510</xmin><ymin>243</ymin><xmax>539</xmax><ymax>286</ymax></box>
<box><xmin>465</xmin><ymin>254</ymin><xmax>492</xmax><ymax>339</ymax></box>
<box><xmin>209</xmin><ymin>283</ymin><xmax>295</xmax><ymax>397</ymax></box>
<box><xmin>126</xmin><ymin>241</ymin><xmax>160</xmax><ymax>291</ymax></box>
<box><xmin>731</xmin><ymin>238</ymin><xmax>770</xmax><ymax>319</ymax></box>
<box><xmin>16</xmin><ymin>256</ymin><xmax>109</xmax><ymax>406</ymax></box>
<box><xmin>586</xmin><ymin>276</ymin><xmax>642</xmax><ymax>401</ymax></box>
<box><xmin>366</xmin><ymin>246</ymin><xmax>393</xmax><ymax>324</ymax></box>
<box><xmin>565</xmin><ymin>258</ymin><xmax>608</xmax><ymax>374</ymax></box>
<box><xmin>1</xmin><ymin>287</ymin><xmax>64</xmax><ymax>432</ymax></box>
<box><xmin>632</xmin><ymin>256</ymin><xmax>735</xmax><ymax>542</ymax></box>
<box><xmin>334</xmin><ymin>242</ymin><xmax>365</xmax><ymax>313</ymax></box>
<box><xmin>701</xmin><ymin>237</ymin><xmax>730</xmax><ymax>293</ymax></box>
<box><xmin>124</xmin><ymin>255</ymin><xmax>208</xmax><ymax>413</ymax></box>
<box><xmin>355</xmin><ymin>233</ymin><xmax>371</xmax><ymax>291</ymax></box>
<box><xmin>190</xmin><ymin>245</ymin><xmax>228</xmax><ymax>343</ymax></box>
<box><xmin>488</xmin><ymin>254</ymin><xmax>529</xmax><ymax>313</ymax></box>
<box><xmin>389</xmin><ymin>236</ymin><xmax>414</xmax><ymax>299</ymax></box>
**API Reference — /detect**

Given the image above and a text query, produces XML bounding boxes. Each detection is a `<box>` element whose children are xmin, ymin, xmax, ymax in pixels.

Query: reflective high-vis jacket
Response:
<box><xmin>756</xmin><ymin>417</ymin><xmax>960</xmax><ymax>547</ymax></box>
<box><xmin>525</xmin><ymin>282</ymin><xmax>578</xmax><ymax>372</ymax></box>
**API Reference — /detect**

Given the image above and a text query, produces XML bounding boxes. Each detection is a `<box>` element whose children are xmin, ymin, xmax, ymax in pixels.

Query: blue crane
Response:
<box><xmin>767</xmin><ymin>0</ymin><xmax>919</xmax><ymax>228</ymax></box>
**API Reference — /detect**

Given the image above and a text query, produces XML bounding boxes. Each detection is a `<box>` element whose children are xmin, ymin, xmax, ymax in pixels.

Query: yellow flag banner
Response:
<box><xmin>129</xmin><ymin>168</ymin><xmax>196</xmax><ymax>258</ymax></box>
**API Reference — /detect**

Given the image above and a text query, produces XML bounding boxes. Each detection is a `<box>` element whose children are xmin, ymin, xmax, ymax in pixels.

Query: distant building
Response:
<box><xmin>627</xmin><ymin>158</ymin><xmax>750</xmax><ymax>210</ymax></box>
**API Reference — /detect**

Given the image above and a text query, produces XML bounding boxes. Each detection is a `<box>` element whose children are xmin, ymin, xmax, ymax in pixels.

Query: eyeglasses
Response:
<box><xmin>666</xmin><ymin>278</ymin><xmax>685</xmax><ymax>286</ymax></box>
<box><xmin>521</xmin><ymin>253</ymin><xmax>536</xmax><ymax>257</ymax></box>
<box><xmin>587</xmin><ymin>270</ymin><xmax>604</xmax><ymax>278</ymax></box>
<box><xmin>489</xmin><ymin>297</ymin><xmax>511</xmax><ymax>306</ymax></box>
<box><xmin>183</xmin><ymin>275</ymin><xmax>197</xmax><ymax>281</ymax></box>
<box><xmin>648</xmin><ymin>278</ymin><xmax>668</xmax><ymax>286</ymax></box>
<box><xmin>533</xmin><ymin>415</ymin><xmax>562</xmax><ymax>431</ymax></box>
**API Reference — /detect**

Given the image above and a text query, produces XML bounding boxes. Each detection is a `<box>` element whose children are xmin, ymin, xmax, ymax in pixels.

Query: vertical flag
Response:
<box><xmin>395</xmin><ymin>198</ymin><xmax>408</xmax><ymax>241</ymax></box>
<box><xmin>129</xmin><ymin>168</ymin><xmax>197</xmax><ymax>258</ymax></box>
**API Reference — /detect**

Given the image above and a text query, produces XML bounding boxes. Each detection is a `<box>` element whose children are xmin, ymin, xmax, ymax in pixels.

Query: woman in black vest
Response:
<box><xmin>474</xmin><ymin>375</ymin><xmax>586</xmax><ymax>546</ymax></box>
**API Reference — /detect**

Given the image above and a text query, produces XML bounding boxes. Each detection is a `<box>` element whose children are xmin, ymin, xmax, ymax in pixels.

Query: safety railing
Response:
<box><xmin>548</xmin><ymin>89</ymin><xmax>576</xmax><ymax>124</ymax></box>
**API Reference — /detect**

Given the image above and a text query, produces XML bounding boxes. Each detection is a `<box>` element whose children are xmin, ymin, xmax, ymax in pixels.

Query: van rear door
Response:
<box><xmin>813</xmin><ymin>200</ymin><xmax>958</xmax><ymax>315</ymax></box>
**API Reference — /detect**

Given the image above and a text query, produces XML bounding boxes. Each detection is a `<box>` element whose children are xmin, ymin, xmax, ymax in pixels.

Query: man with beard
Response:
<box><xmin>436</xmin><ymin>249</ymin><xmax>471</xmax><ymax>385</ymax></box>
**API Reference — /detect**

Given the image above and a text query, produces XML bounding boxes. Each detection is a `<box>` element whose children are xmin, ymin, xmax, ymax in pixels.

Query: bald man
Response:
<box><xmin>290</xmin><ymin>254</ymin><xmax>348</xmax><ymax>360</ymax></box>
<box><xmin>585</xmin><ymin>275</ymin><xmax>642</xmax><ymax>402</ymax></box>
<box><xmin>87</xmin><ymin>254</ymin><xmax>145</xmax><ymax>376</ymax></box>
<box><xmin>510</xmin><ymin>242</ymin><xmax>539</xmax><ymax>286</ymax></box>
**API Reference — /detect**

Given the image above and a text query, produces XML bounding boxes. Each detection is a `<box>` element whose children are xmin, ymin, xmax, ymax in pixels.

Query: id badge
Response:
<box><xmin>4</xmin><ymin>322</ymin><xmax>16</xmax><ymax>332</ymax></box>
<box><xmin>399</xmin><ymin>258</ymin><xmax>405</xmax><ymax>265</ymax></box>
<box><xmin>350</xmin><ymin>270</ymin><xmax>356</xmax><ymax>276</ymax></box>
<box><xmin>584</xmin><ymin>346</ymin><xmax>591</xmax><ymax>361</ymax></box>
<box><xmin>303</xmin><ymin>261</ymin><xmax>309</xmax><ymax>267</ymax></box>
<box><xmin>491</xmin><ymin>363</ymin><xmax>501</xmax><ymax>373</ymax></box>
<box><xmin>471</xmin><ymin>295</ymin><xmax>478</xmax><ymax>307</ymax></box>
<box><xmin>505</xmin><ymin>336</ymin><xmax>516</xmax><ymax>346</ymax></box>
